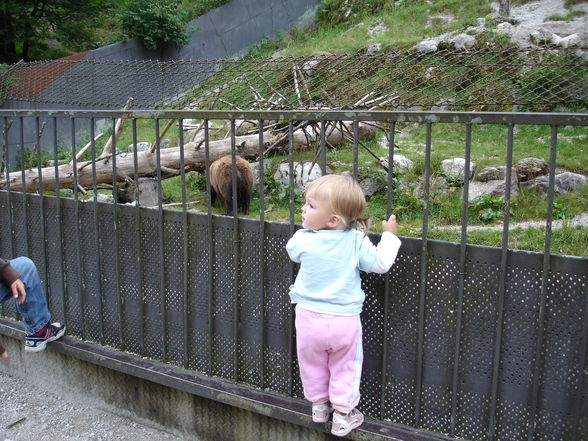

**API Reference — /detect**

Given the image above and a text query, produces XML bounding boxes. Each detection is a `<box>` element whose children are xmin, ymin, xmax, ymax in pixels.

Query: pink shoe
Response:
<box><xmin>331</xmin><ymin>409</ymin><xmax>364</xmax><ymax>437</ymax></box>
<box><xmin>312</xmin><ymin>402</ymin><xmax>332</xmax><ymax>423</ymax></box>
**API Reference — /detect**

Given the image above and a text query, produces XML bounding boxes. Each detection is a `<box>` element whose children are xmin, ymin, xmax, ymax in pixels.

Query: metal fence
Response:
<box><xmin>2</xmin><ymin>48</ymin><xmax>587</xmax><ymax>111</ymax></box>
<box><xmin>0</xmin><ymin>109</ymin><xmax>587</xmax><ymax>441</ymax></box>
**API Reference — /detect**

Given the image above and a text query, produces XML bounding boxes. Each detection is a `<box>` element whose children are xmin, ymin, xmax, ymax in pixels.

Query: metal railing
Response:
<box><xmin>0</xmin><ymin>109</ymin><xmax>587</xmax><ymax>441</ymax></box>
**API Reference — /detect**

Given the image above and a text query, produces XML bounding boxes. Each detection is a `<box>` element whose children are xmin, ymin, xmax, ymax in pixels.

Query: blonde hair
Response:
<box><xmin>305</xmin><ymin>174</ymin><xmax>369</xmax><ymax>230</ymax></box>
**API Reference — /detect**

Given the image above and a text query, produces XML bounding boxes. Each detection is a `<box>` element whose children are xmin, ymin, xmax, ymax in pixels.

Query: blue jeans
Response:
<box><xmin>0</xmin><ymin>257</ymin><xmax>51</xmax><ymax>335</ymax></box>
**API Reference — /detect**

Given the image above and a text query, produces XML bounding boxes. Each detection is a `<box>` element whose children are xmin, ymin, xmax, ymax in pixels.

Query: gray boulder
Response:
<box><xmin>441</xmin><ymin>157</ymin><xmax>476</xmax><ymax>182</ymax></box>
<box><xmin>273</xmin><ymin>161</ymin><xmax>329</xmax><ymax>192</ymax></box>
<box><xmin>515</xmin><ymin>157</ymin><xmax>548</xmax><ymax>182</ymax></box>
<box><xmin>379</xmin><ymin>154</ymin><xmax>414</xmax><ymax>174</ymax></box>
<box><xmin>476</xmin><ymin>166</ymin><xmax>507</xmax><ymax>182</ymax></box>
<box><xmin>556</xmin><ymin>172</ymin><xmax>587</xmax><ymax>192</ymax></box>
<box><xmin>521</xmin><ymin>172</ymin><xmax>586</xmax><ymax>195</ymax></box>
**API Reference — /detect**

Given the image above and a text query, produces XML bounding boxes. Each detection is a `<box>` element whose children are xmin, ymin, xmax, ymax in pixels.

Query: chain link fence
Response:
<box><xmin>1</xmin><ymin>46</ymin><xmax>587</xmax><ymax>112</ymax></box>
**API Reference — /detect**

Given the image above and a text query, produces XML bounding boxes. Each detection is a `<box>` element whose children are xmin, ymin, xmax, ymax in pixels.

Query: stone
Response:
<box><xmin>273</xmin><ymin>161</ymin><xmax>329</xmax><ymax>192</ymax></box>
<box><xmin>552</xmin><ymin>33</ymin><xmax>581</xmax><ymax>49</ymax></box>
<box><xmin>366</xmin><ymin>43</ymin><xmax>382</xmax><ymax>54</ymax></box>
<box><xmin>521</xmin><ymin>172</ymin><xmax>587</xmax><ymax>195</ymax></box>
<box><xmin>250</xmin><ymin>160</ymin><xmax>272</xmax><ymax>186</ymax></box>
<box><xmin>556</xmin><ymin>172</ymin><xmax>586</xmax><ymax>192</ymax></box>
<box><xmin>359</xmin><ymin>174</ymin><xmax>386</xmax><ymax>197</ymax></box>
<box><xmin>515</xmin><ymin>157</ymin><xmax>548</xmax><ymax>181</ymax></box>
<box><xmin>476</xmin><ymin>166</ymin><xmax>507</xmax><ymax>182</ymax></box>
<box><xmin>441</xmin><ymin>158</ymin><xmax>476</xmax><ymax>182</ymax></box>
<box><xmin>368</xmin><ymin>22</ymin><xmax>387</xmax><ymax>38</ymax></box>
<box><xmin>447</xmin><ymin>34</ymin><xmax>476</xmax><ymax>50</ymax></box>
<box><xmin>468</xmin><ymin>173</ymin><xmax>519</xmax><ymax>201</ymax></box>
<box><xmin>413</xmin><ymin>39</ymin><xmax>438</xmax><ymax>53</ymax></box>
<box><xmin>379</xmin><ymin>154</ymin><xmax>414</xmax><ymax>174</ymax></box>
<box><xmin>530</xmin><ymin>29</ymin><xmax>555</xmax><ymax>46</ymax></box>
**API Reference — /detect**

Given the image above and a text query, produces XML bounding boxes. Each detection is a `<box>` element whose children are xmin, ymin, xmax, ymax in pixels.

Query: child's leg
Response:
<box><xmin>295</xmin><ymin>305</ymin><xmax>330</xmax><ymax>404</ymax></box>
<box><xmin>327</xmin><ymin>314</ymin><xmax>363</xmax><ymax>413</ymax></box>
<box><xmin>6</xmin><ymin>257</ymin><xmax>51</xmax><ymax>335</ymax></box>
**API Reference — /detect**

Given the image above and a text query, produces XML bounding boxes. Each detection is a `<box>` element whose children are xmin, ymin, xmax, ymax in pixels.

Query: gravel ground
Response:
<box><xmin>0</xmin><ymin>366</ymin><xmax>186</xmax><ymax>441</ymax></box>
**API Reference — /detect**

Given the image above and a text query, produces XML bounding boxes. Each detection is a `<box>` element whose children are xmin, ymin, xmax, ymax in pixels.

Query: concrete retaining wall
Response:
<box><xmin>0</xmin><ymin>335</ymin><xmax>334</xmax><ymax>441</ymax></box>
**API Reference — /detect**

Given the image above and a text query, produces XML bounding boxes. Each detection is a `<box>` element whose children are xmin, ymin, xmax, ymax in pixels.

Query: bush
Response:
<box><xmin>119</xmin><ymin>0</ymin><xmax>190</xmax><ymax>50</ymax></box>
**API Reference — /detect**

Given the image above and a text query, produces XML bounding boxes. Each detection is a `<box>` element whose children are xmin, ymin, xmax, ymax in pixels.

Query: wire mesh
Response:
<box><xmin>1</xmin><ymin>47</ymin><xmax>587</xmax><ymax>112</ymax></box>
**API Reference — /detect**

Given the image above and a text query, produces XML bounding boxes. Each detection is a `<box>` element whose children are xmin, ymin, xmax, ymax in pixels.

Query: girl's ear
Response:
<box><xmin>327</xmin><ymin>214</ymin><xmax>344</xmax><ymax>229</ymax></box>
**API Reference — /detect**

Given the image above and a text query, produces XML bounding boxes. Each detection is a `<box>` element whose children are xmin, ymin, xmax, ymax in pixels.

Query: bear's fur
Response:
<box><xmin>209</xmin><ymin>155</ymin><xmax>253</xmax><ymax>215</ymax></box>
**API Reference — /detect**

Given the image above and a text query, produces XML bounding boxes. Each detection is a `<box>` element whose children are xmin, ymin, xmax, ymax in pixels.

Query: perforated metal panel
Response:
<box><xmin>0</xmin><ymin>191</ymin><xmax>586</xmax><ymax>441</ymax></box>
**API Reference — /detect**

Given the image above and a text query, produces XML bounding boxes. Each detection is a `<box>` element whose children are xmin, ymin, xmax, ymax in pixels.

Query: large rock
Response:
<box><xmin>476</xmin><ymin>166</ymin><xmax>507</xmax><ymax>182</ymax></box>
<box><xmin>441</xmin><ymin>158</ymin><xmax>476</xmax><ymax>182</ymax></box>
<box><xmin>515</xmin><ymin>157</ymin><xmax>548</xmax><ymax>182</ymax></box>
<box><xmin>273</xmin><ymin>161</ymin><xmax>329</xmax><ymax>192</ymax></box>
<box><xmin>468</xmin><ymin>173</ymin><xmax>519</xmax><ymax>201</ymax></box>
<box><xmin>379</xmin><ymin>154</ymin><xmax>414</xmax><ymax>174</ymax></box>
<box><xmin>556</xmin><ymin>172</ymin><xmax>587</xmax><ymax>192</ymax></box>
<box><xmin>521</xmin><ymin>172</ymin><xmax>587</xmax><ymax>194</ymax></box>
<box><xmin>413</xmin><ymin>39</ymin><xmax>438</xmax><ymax>53</ymax></box>
<box><xmin>448</xmin><ymin>33</ymin><xmax>476</xmax><ymax>50</ymax></box>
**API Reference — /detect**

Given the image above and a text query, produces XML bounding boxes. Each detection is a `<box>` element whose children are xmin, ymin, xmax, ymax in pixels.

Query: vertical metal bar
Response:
<box><xmin>571</xmin><ymin>284</ymin><xmax>588</xmax><ymax>441</ymax></box>
<box><xmin>35</xmin><ymin>117</ymin><xmax>49</xmax><ymax>316</ymax></box>
<box><xmin>90</xmin><ymin>118</ymin><xmax>105</xmax><ymax>345</ymax></box>
<box><xmin>488</xmin><ymin>123</ymin><xmax>515</xmax><ymax>441</ymax></box>
<box><xmin>2</xmin><ymin>117</ymin><xmax>14</xmax><ymax>319</ymax></box>
<box><xmin>320</xmin><ymin>121</ymin><xmax>327</xmax><ymax>174</ymax></box>
<box><xmin>53</xmin><ymin>118</ymin><xmax>67</xmax><ymax>324</ymax></box>
<box><xmin>154</xmin><ymin>118</ymin><xmax>166</xmax><ymax>361</ymax></box>
<box><xmin>204</xmin><ymin>119</ymin><xmax>214</xmax><ymax>375</ymax></box>
<box><xmin>110</xmin><ymin>118</ymin><xmax>122</xmax><ymax>350</ymax></box>
<box><xmin>179</xmin><ymin>118</ymin><xmax>189</xmax><ymax>369</ymax></box>
<box><xmin>380</xmin><ymin>121</ymin><xmax>396</xmax><ymax>419</ymax></box>
<box><xmin>415</xmin><ymin>122</ymin><xmax>432</xmax><ymax>426</ymax></box>
<box><xmin>288</xmin><ymin>120</ymin><xmax>295</xmax><ymax>395</ymax></box>
<box><xmin>353</xmin><ymin>120</ymin><xmax>359</xmax><ymax>179</ymax></box>
<box><xmin>3</xmin><ymin>118</ymin><xmax>14</xmax><ymax>257</ymax></box>
<box><xmin>257</xmin><ymin>119</ymin><xmax>266</xmax><ymax>388</ymax></box>
<box><xmin>450</xmin><ymin>123</ymin><xmax>472</xmax><ymax>435</ymax></box>
<box><xmin>131</xmin><ymin>119</ymin><xmax>144</xmax><ymax>354</ymax></box>
<box><xmin>19</xmin><ymin>117</ymin><xmax>29</xmax><ymax>256</ymax></box>
<box><xmin>230</xmin><ymin>119</ymin><xmax>240</xmax><ymax>379</ymax></box>
<box><xmin>526</xmin><ymin>125</ymin><xmax>558</xmax><ymax>441</ymax></box>
<box><xmin>71</xmin><ymin>117</ymin><xmax>85</xmax><ymax>340</ymax></box>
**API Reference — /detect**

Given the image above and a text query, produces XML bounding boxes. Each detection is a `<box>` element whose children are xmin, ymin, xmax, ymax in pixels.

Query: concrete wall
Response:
<box><xmin>87</xmin><ymin>0</ymin><xmax>319</xmax><ymax>61</ymax></box>
<box><xmin>0</xmin><ymin>335</ymin><xmax>335</xmax><ymax>441</ymax></box>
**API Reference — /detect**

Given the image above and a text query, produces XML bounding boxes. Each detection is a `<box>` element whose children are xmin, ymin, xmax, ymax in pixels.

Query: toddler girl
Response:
<box><xmin>286</xmin><ymin>174</ymin><xmax>401</xmax><ymax>437</ymax></box>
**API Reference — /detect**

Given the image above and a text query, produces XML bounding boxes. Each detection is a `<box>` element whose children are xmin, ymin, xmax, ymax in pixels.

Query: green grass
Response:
<box><xmin>249</xmin><ymin>0</ymin><xmax>493</xmax><ymax>57</ymax></box>
<box><xmin>547</xmin><ymin>11</ymin><xmax>586</xmax><ymax>21</ymax></box>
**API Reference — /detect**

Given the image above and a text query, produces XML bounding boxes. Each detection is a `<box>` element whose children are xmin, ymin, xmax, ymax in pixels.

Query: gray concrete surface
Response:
<box><xmin>0</xmin><ymin>335</ymin><xmax>337</xmax><ymax>441</ymax></box>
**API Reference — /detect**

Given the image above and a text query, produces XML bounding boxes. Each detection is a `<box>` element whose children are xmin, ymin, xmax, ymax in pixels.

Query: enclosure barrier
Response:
<box><xmin>0</xmin><ymin>110</ymin><xmax>587</xmax><ymax>441</ymax></box>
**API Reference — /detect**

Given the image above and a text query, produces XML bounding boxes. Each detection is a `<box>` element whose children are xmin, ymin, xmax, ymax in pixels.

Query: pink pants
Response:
<box><xmin>295</xmin><ymin>305</ymin><xmax>363</xmax><ymax>413</ymax></box>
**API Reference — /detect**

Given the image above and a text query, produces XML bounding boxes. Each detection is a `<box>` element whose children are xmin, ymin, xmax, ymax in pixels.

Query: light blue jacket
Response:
<box><xmin>286</xmin><ymin>229</ymin><xmax>401</xmax><ymax>315</ymax></box>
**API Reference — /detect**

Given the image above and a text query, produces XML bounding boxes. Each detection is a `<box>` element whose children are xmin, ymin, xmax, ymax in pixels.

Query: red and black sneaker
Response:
<box><xmin>25</xmin><ymin>322</ymin><xmax>66</xmax><ymax>352</ymax></box>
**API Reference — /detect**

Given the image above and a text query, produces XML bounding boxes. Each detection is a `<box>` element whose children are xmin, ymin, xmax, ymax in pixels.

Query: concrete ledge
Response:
<box><xmin>0</xmin><ymin>317</ymin><xmax>451</xmax><ymax>441</ymax></box>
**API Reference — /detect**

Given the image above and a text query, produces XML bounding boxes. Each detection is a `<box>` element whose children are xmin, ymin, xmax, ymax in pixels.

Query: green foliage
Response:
<box><xmin>317</xmin><ymin>0</ymin><xmax>394</xmax><ymax>27</ymax></box>
<box><xmin>472</xmin><ymin>195</ymin><xmax>512</xmax><ymax>223</ymax></box>
<box><xmin>181</xmin><ymin>0</ymin><xmax>231</xmax><ymax>21</ymax></box>
<box><xmin>0</xmin><ymin>0</ymin><xmax>115</xmax><ymax>63</ymax></box>
<box><xmin>119</xmin><ymin>0</ymin><xmax>189</xmax><ymax>50</ymax></box>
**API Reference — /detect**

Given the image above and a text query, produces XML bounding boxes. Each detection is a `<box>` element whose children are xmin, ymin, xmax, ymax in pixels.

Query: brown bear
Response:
<box><xmin>209</xmin><ymin>154</ymin><xmax>253</xmax><ymax>215</ymax></box>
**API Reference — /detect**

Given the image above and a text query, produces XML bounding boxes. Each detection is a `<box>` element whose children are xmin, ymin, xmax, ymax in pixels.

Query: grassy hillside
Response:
<box><xmin>41</xmin><ymin>0</ymin><xmax>588</xmax><ymax>256</ymax></box>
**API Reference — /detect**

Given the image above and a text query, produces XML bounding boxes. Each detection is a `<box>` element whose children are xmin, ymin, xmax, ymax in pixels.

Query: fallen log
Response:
<box><xmin>2</xmin><ymin>133</ymin><xmax>277</xmax><ymax>193</ymax></box>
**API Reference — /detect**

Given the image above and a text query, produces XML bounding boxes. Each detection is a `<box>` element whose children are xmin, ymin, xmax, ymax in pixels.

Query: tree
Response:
<box><xmin>0</xmin><ymin>0</ymin><xmax>112</xmax><ymax>63</ymax></box>
<box><xmin>499</xmin><ymin>0</ymin><xmax>511</xmax><ymax>16</ymax></box>
<box><xmin>119</xmin><ymin>0</ymin><xmax>190</xmax><ymax>51</ymax></box>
